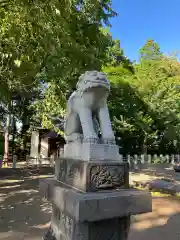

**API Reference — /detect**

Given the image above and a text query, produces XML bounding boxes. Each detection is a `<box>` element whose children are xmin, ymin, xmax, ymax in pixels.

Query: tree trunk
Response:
<box><xmin>3</xmin><ymin>114</ymin><xmax>11</xmax><ymax>167</ymax></box>
<box><xmin>12</xmin><ymin>115</ymin><xmax>16</xmax><ymax>152</ymax></box>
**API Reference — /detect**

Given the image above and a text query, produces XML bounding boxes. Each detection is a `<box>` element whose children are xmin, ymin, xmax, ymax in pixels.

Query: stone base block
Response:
<box><xmin>39</xmin><ymin>178</ymin><xmax>152</xmax><ymax>220</ymax></box>
<box><xmin>42</xmin><ymin>181</ymin><xmax>151</xmax><ymax>240</ymax></box>
<box><xmin>50</xmin><ymin>211</ymin><xmax>130</xmax><ymax>240</ymax></box>
<box><xmin>64</xmin><ymin>142</ymin><xmax>120</xmax><ymax>161</ymax></box>
<box><xmin>44</xmin><ymin>216</ymin><xmax>130</xmax><ymax>240</ymax></box>
<box><xmin>55</xmin><ymin>158</ymin><xmax>129</xmax><ymax>192</ymax></box>
<box><xmin>53</xmin><ymin>184</ymin><xmax>152</xmax><ymax>222</ymax></box>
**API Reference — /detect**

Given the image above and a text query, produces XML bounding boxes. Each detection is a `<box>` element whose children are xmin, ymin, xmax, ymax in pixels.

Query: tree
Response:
<box><xmin>104</xmin><ymin>39</ymin><xmax>180</xmax><ymax>155</ymax></box>
<box><xmin>103</xmin><ymin>59</ymin><xmax>144</xmax><ymax>154</ymax></box>
<box><xmin>26</xmin><ymin>0</ymin><xmax>118</xmax><ymax>129</ymax></box>
<box><xmin>139</xmin><ymin>39</ymin><xmax>162</xmax><ymax>61</ymax></box>
<box><xmin>0</xmin><ymin>0</ymin><xmax>118</xmax><ymax>160</ymax></box>
<box><xmin>135</xmin><ymin>41</ymin><xmax>180</xmax><ymax>154</ymax></box>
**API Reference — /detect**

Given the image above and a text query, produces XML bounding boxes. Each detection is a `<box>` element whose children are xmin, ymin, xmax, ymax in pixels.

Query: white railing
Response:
<box><xmin>26</xmin><ymin>152</ymin><xmax>180</xmax><ymax>168</ymax></box>
<box><xmin>121</xmin><ymin>154</ymin><xmax>180</xmax><ymax>164</ymax></box>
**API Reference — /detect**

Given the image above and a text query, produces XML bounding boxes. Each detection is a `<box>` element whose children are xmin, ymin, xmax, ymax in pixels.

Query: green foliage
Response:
<box><xmin>0</xmin><ymin>0</ymin><xmax>117</xmax><ymax>131</ymax></box>
<box><xmin>1</xmin><ymin>1</ymin><xmax>180</xmax><ymax>156</ymax></box>
<box><xmin>135</xmin><ymin>43</ymin><xmax>180</xmax><ymax>154</ymax></box>
<box><xmin>28</xmin><ymin>1</ymin><xmax>117</xmax><ymax>128</ymax></box>
<box><xmin>139</xmin><ymin>39</ymin><xmax>162</xmax><ymax>61</ymax></box>
<box><xmin>103</xmin><ymin>64</ymin><xmax>147</xmax><ymax>153</ymax></box>
<box><xmin>105</xmin><ymin>39</ymin><xmax>180</xmax><ymax>154</ymax></box>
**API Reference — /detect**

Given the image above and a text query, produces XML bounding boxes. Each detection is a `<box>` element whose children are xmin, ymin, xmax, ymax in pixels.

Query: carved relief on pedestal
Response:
<box><xmin>57</xmin><ymin>158</ymin><xmax>127</xmax><ymax>192</ymax></box>
<box><xmin>90</xmin><ymin>165</ymin><xmax>125</xmax><ymax>190</ymax></box>
<box><xmin>68</xmin><ymin>166</ymin><xmax>80</xmax><ymax>180</ymax></box>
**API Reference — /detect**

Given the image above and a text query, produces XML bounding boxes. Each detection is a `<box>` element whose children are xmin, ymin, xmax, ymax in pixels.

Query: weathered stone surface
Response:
<box><xmin>64</xmin><ymin>142</ymin><xmax>120</xmax><ymax>161</ymax></box>
<box><xmin>52</xmin><ymin>183</ymin><xmax>151</xmax><ymax>222</ymax></box>
<box><xmin>55</xmin><ymin>158</ymin><xmax>129</xmax><ymax>192</ymax></box>
<box><xmin>64</xmin><ymin>71</ymin><xmax>116</xmax><ymax>145</ymax></box>
<box><xmin>88</xmin><ymin>217</ymin><xmax>130</xmax><ymax>240</ymax></box>
<box><xmin>50</xmin><ymin>207</ymin><xmax>130</xmax><ymax>240</ymax></box>
<box><xmin>41</xmin><ymin>182</ymin><xmax>150</xmax><ymax>240</ymax></box>
<box><xmin>39</xmin><ymin>179</ymin><xmax>152</xmax><ymax>222</ymax></box>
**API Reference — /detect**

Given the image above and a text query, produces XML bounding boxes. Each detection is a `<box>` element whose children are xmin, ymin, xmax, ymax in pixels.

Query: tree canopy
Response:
<box><xmin>105</xmin><ymin>39</ymin><xmax>180</xmax><ymax>154</ymax></box>
<box><xmin>1</xmin><ymin>1</ymin><xmax>180</xmax><ymax>156</ymax></box>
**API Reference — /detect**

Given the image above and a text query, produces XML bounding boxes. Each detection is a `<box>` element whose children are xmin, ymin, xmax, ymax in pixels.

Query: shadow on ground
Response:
<box><xmin>129</xmin><ymin>196</ymin><xmax>180</xmax><ymax>240</ymax></box>
<box><xmin>130</xmin><ymin>163</ymin><xmax>180</xmax><ymax>181</ymax></box>
<box><xmin>0</xmin><ymin>169</ymin><xmax>52</xmax><ymax>240</ymax></box>
<box><xmin>128</xmin><ymin>164</ymin><xmax>180</xmax><ymax>239</ymax></box>
<box><xmin>1</xmin><ymin>167</ymin><xmax>180</xmax><ymax>239</ymax></box>
<box><xmin>132</xmin><ymin>163</ymin><xmax>180</xmax><ymax>177</ymax></box>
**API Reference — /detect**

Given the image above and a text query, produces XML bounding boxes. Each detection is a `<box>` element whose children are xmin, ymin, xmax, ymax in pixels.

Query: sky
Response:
<box><xmin>110</xmin><ymin>0</ymin><xmax>180</xmax><ymax>61</ymax></box>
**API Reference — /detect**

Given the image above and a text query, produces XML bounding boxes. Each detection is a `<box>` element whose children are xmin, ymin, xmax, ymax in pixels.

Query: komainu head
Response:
<box><xmin>76</xmin><ymin>71</ymin><xmax>110</xmax><ymax>92</ymax></box>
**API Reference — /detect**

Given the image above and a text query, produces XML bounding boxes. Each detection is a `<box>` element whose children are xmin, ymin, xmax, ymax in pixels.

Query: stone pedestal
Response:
<box><xmin>39</xmin><ymin>143</ymin><xmax>152</xmax><ymax>240</ymax></box>
<box><xmin>40</xmin><ymin>179</ymin><xmax>151</xmax><ymax>240</ymax></box>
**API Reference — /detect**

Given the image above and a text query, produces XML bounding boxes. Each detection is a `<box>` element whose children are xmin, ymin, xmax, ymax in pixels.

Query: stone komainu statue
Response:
<box><xmin>64</xmin><ymin>71</ymin><xmax>115</xmax><ymax>144</ymax></box>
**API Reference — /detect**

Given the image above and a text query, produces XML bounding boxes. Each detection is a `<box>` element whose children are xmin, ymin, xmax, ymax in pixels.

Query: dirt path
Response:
<box><xmin>129</xmin><ymin>197</ymin><xmax>180</xmax><ymax>240</ymax></box>
<box><xmin>1</xmin><ymin>176</ymin><xmax>180</xmax><ymax>239</ymax></box>
<box><xmin>0</xmin><ymin>177</ymin><xmax>51</xmax><ymax>240</ymax></box>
